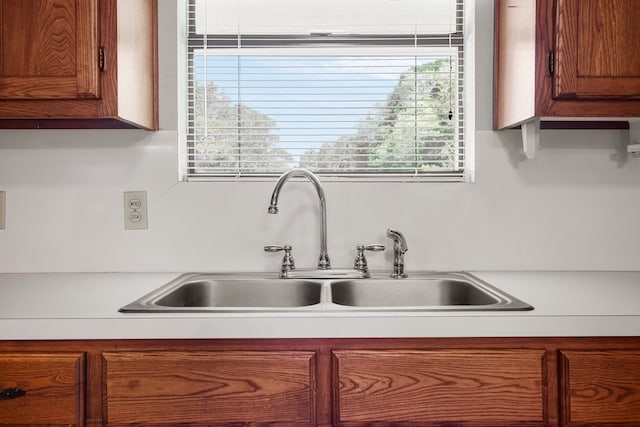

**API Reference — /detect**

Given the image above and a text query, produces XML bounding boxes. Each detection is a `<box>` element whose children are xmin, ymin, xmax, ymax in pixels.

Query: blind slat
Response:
<box><xmin>185</xmin><ymin>0</ymin><xmax>465</xmax><ymax>180</ymax></box>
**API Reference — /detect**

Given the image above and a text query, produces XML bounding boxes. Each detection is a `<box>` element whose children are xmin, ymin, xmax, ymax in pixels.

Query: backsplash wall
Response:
<box><xmin>0</xmin><ymin>0</ymin><xmax>639</xmax><ymax>273</ymax></box>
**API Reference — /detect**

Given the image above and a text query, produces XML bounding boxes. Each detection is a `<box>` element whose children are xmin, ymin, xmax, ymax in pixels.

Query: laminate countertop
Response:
<box><xmin>0</xmin><ymin>271</ymin><xmax>638</xmax><ymax>340</ymax></box>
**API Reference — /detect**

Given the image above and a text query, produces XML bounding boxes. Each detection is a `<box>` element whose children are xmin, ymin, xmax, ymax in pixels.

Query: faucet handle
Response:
<box><xmin>361</xmin><ymin>244</ymin><xmax>385</xmax><ymax>252</ymax></box>
<box><xmin>264</xmin><ymin>244</ymin><xmax>295</xmax><ymax>277</ymax></box>
<box><xmin>354</xmin><ymin>244</ymin><xmax>385</xmax><ymax>277</ymax></box>
<box><xmin>264</xmin><ymin>244</ymin><xmax>290</xmax><ymax>253</ymax></box>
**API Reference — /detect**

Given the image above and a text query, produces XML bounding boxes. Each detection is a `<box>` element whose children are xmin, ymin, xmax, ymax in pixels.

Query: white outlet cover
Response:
<box><xmin>123</xmin><ymin>191</ymin><xmax>148</xmax><ymax>230</ymax></box>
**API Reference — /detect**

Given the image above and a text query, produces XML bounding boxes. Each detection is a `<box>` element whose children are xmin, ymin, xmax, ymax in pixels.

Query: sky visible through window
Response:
<box><xmin>193</xmin><ymin>53</ymin><xmax>453</xmax><ymax>163</ymax></box>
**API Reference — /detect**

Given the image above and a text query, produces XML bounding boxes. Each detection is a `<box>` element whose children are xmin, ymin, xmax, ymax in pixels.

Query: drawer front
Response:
<box><xmin>0</xmin><ymin>352</ymin><xmax>85</xmax><ymax>426</ymax></box>
<box><xmin>560</xmin><ymin>350</ymin><xmax>640</xmax><ymax>426</ymax></box>
<box><xmin>333</xmin><ymin>349</ymin><xmax>547</xmax><ymax>426</ymax></box>
<box><xmin>103</xmin><ymin>350</ymin><xmax>316</xmax><ymax>426</ymax></box>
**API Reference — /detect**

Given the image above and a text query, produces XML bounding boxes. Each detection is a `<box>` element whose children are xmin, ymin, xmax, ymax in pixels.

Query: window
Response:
<box><xmin>181</xmin><ymin>0</ymin><xmax>467</xmax><ymax>181</ymax></box>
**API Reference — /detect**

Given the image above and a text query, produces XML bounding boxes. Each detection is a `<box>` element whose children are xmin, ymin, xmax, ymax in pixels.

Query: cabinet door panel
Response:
<box><xmin>0</xmin><ymin>352</ymin><xmax>85</xmax><ymax>426</ymax></box>
<box><xmin>554</xmin><ymin>0</ymin><xmax>640</xmax><ymax>99</ymax></box>
<box><xmin>560</xmin><ymin>350</ymin><xmax>640</xmax><ymax>426</ymax></box>
<box><xmin>333</xmin><ymin>349</ymin><xmax>548</xmax><ymax>426</ymax></box>
<box><xmin>0</xmin><ymin>0</ymin><xmax>99</xmax><ymax>100</ymax></box>
<box><xmin>103</xmin><ymin>351</ymin><xmax>316</xmax><ymax>426</ymax></box>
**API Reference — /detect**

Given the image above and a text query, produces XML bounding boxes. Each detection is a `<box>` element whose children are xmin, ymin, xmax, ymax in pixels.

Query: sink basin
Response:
<box><xmin>331</xmin><ymin>273</ymin><xmax>532</xmax><ymax>311</ymax></box>
<box><xmin>120</xmin><ymin>272</ymin><xmax>532</xmax><ymax>313</ymax></box>
<box><xmin>119</xmin><ymin>274</ymin><xmax>322</xmax><ymax>312</ymax></box>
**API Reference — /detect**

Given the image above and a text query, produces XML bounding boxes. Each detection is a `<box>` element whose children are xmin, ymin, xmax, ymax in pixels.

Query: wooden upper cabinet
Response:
<box><xmin>0</xmin><ymin>0</ymin><xmax>158</xmax><ymax>129</ymax></box>
<box><xmin>0</xmin><ymin>0</ymin><xmax>99</xmax><ymax>101</ymax></box>
<box><xmin>494</xmin><ymin>0</ymin><xmax>640</xmax><ymax>130</ymax></box>
<box><xmin>560</xmin><ymin>349</ymin><xmax>640</xmax><ymax>427</ymax></box>
<box><xmin>554</xmin><ymin>0</ymin><xmax>640</xmax><ymax>100</ymax></box>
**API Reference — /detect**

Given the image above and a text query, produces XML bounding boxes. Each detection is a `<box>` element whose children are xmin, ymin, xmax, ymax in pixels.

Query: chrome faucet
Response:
<box><xmin>268</xmin><ymin>168</ymin><xmax>331</xmax><ymax>270</ymax></box>
<box><xmin>386</xmin><ymin>228</ymin><xmax>408</xmax><ymax>278</ymax></box>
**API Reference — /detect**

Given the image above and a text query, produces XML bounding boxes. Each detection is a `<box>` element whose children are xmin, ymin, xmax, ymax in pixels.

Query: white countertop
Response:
<box><xmin>1</xmin><ymin>271</ymin><xmax>639</xmax><ymax>340</ymax></box>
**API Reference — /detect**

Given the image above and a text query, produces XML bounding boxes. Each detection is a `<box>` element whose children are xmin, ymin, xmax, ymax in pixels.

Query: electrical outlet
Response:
<box><xmin>123</xmin><ymin>191</ymin><xmax>148</xmax><ymax>230</ymax></box>
<box><xmin>0</xmin><ymin>191</ymin><xmax>5</xmax><ymax>230</ymax></box>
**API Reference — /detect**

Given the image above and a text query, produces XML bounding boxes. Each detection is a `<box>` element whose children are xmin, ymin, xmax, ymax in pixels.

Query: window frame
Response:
<box><xmin>178</xmin><ymin>0</ymin><xmax>473</xmax><ymax>183</ymax></box>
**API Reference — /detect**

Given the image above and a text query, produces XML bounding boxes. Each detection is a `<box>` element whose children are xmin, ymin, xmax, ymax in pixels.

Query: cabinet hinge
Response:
<box><xmin>548</xmin><ymin>51</ymin><xmax>554</xmax><ymax>76</ymax></box>
<box><xmin>99</xmin><ymin>46</ymin><xmax>106</xmax><ymax>72</ymax></box>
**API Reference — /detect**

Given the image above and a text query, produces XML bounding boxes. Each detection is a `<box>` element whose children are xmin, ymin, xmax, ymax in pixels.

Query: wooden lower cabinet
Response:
<box><xmin>103</xmin><ymin>351</ymin><xmax>316</xmax><ymax>426</ymax></box>
<box><xmin>333</xmin><ymin>349</ymin><xmax>547</xmax><ymax>426</ymax></box>
<box><xmin>560</xmin><ymin>349</ymin><xmax>640</xmax><ymax>427</ymax></box>
<box><xmin>0</xmin><ymin>338</ymin><xmax>639</xmax><ymax>426</ymax></box>
<box><xmin>0</xmin><ymin>352</ymin><xmax>85</xmax><ymax>426</ymax></box>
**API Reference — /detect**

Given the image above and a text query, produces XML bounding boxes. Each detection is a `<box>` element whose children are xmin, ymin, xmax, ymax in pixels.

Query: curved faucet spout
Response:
<box><xmin>268</xmin><ymin>168</ymin><xmax>331</xmax><ymax>269</ymax></box>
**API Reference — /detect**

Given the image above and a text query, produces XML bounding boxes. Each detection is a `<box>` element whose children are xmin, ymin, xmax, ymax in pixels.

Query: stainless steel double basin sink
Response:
<box><xmin>120</xmin><ymin>272</ymin><xmax>533</xmax><ymax>313</ymax></box>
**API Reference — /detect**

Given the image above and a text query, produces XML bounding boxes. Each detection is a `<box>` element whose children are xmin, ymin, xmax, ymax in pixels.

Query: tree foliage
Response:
<box><xmin>300</xmin><ymin>58</ymin><xmax>459</xmax><ymax>172</ymax></box>
<box><xmin>192</xmin><ymin>58</ymin><xmax>459</xmax><ymax>174</ymax></box>
<box><xmin>191</xmin><ymin>82</ymin><xmax>292</xmax><ymax>173</ymax></box>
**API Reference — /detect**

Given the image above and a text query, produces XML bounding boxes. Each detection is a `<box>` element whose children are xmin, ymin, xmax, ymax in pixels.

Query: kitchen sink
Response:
<box><xmin>330</xmin><ymin>273</ymin><xmax>532</xmax><ymax>310</ymax></box>
<box><xmin>119</xmin><ymin>272</ymin><xmax>532</xmax><ymax>313</ymax></box>
<box><xmin>119</xmin><ymin>274</ymin><xmax>322</xmax><ymax>312</ymax></box>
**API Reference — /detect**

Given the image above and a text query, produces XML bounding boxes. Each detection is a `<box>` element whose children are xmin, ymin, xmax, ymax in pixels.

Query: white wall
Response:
<box><xmin>0</xmin><ymin>0</ymin><xmax>639</xmax><ymax>273</ymax></box>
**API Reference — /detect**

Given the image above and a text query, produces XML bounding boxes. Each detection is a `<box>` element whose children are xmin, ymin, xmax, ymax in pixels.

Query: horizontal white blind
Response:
<box><xmin>186</xmin><ymin>0</ymin><xmax>465</xmax><ymax>180</ymax></box>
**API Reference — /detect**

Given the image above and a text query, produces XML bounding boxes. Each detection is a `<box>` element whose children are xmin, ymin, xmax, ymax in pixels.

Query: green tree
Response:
<box><xmin>301</xmin><ymin>58</ymin><xmax>459</xmax><ymax>172</ymax></box>
<box><xmin>192</xmin><ymin>82</ymin><xmax>292</xmax><ymax>173</ymax></box>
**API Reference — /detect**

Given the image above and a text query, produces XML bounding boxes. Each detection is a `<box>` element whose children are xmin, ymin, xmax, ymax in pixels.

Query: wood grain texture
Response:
<box><xmin>495</xmin><ymin>0</ymin><xmax>640</xmax><ymax>128</ymax></box>
<box><xmin>577</xmin><ymin>0</ymin><xmax>640</xmax><ymax>78</ymax></box>
<box><xmin>560</xmin><ymin>350</ymin><xmax>640</xmax><ymax>426</ymax></box>
<box><xmin>333</xmin><ymin>349</ymin><xmax>547</xmax><ymax>426</ymax></box>
<box><xmin>553</xmin><ymin>0</ymin><xmax>579</xmax><ymax>98</ymax></box>
<box><xmin>103</xmin><ymin>350</ymin><xmax>316</xmax><ymax>426</ymax></box>
<box><xmin>0</xmin><ymin>0</ymin><xmax>157</xmax><ymax>129</ymax></box>
<box><xmin>0</xmin><ymin>352</ymin><xmax>85</xmax><ymax>426</ymax></box>
<box><xmin>0</xmin><ymin>0</ymin><xmax>99</xmax><ymax>100</ymax></box>
<box><xmin>1</xmin><ymin>0</ymin><xmax>77</xmax><ymax>76</ymax></box>
<box><xmin>75</xmin><ymin>0</ymin><xmax>99</xmax><ymax>98</ymax></box>
<box><xmin>555</xmin><ymin>0</ymin><xmax>640</xmax><ymax>99</ymax></box>
<box><xmin>3</xmin><ymin>337</ymin><xmax>640</xmax><ymax>427</ymax></box>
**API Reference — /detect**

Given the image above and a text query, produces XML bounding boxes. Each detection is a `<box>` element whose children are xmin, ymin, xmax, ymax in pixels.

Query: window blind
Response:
<box><xmin>185</xmin><ymin>0</ymin><xmax>465</xmax><ymax>180</ymax></box>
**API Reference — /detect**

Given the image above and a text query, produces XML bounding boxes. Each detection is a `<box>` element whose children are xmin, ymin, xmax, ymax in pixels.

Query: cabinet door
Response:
<box><xmin>560</xmin><ymin>350</ymin><xmax>640</xmax><ymax>426</ymax></box>
<box><xmin>333</xmin><ymin>349</ymin><xmax>549</xmax><ymax>426</ymax></box>
<box><xmin>0</xmin><ymin>0</ymin><xmax>99</xmax><ymax>100</ymax></box>
<box><xmin>0</xmin><ymin>352</ymin><xmax>85</xmax><ymax>426</ymax></box>
<box><xmin>554</xmin><ymin>0</ymin><xmax>640</xmax><ymax>99</ymax></box>
<box><xmin>103</xmin><ymin>351</ymin><xmax>316</xmax><ymax>426</ymax></box>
